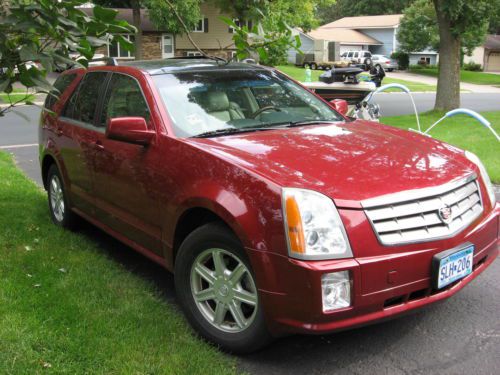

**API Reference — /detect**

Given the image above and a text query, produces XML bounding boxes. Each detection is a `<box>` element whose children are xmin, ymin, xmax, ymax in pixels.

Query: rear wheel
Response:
<box><xmin>302</xmin><ymin>62</ymin><xmax>310</xmax><ymax>69</ymax></box>
<box><xmin>175</xmin><ymin>222</ymin><xmax>272</xmax><ymax>353</ymax></box>
<box><xmin>47</xmin><ymin>164</ymin><xmax>78</xmax><ymax>228</ymax></box>
<box><xmin>310</xmin><ymin>62</ymin><xmax>317</xmax><ymax>70</ymax></box>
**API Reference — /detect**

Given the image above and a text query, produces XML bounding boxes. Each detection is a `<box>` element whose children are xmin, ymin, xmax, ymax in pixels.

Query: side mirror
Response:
<box><xmin>330</xmin><ymin>99</ymin><xmax>349</xmax><ymax>116</ymax></box>
<box><xmin>106</xmin><ymin>117</ymin><xmax>155</xmax><ymax>146</ymax></box>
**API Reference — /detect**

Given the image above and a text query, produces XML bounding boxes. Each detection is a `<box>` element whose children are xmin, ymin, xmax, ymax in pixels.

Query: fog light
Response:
<box><xmin>321</xmin><ymin>271</ymin><xmax>351</xmax><ymax>312</ymax></box>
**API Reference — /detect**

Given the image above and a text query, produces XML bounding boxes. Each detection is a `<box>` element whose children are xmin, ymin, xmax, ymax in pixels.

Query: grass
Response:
<box><xmin>409</xmin><ymin>67</ymin><xmax>500</xmax><ymax>85</ymax></box>
<box><xmin>382</xmin><ymin>111</ymin><xmax>500</xmax><ymax>183</ymax></box>
<box><xmin>275</xmin><ymin>65</ymin><xmax>436</xmax><ymax>92</ymax></box>
<box><xmin>0</xmin><ymin>152</ymin><xmax>238</xmax><ymax>374</ymax></box>
<box><xmin>0</xmin><ymin>88</ymin><xmax>36</xmax><ymax>104</ymax></box>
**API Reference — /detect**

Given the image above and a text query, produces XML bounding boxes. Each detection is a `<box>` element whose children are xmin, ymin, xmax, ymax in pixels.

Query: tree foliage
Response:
<box><xmin>146</xmin><ymin>0</ymin><xmax>202</xmax><ymax>35</ymax></box>
<box><xmin>0</xmin><ymin>0</ymin><xmax>135</xmax><ymax>115</ymax></box>
<box><xmin>397</xmin><ymin>0</ymin><xmax>496</xmax><ymax>55</ymax></box>
<box><xmin>316</xmin><ymin>0</ymin><xmax>413</xmax><ymax>25</ymax></box>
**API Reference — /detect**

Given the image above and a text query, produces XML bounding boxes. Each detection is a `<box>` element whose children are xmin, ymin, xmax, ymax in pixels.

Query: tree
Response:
<box><xmin>0</xmin><ymin>0</ymin><xmax>135</xmax><ymax>116</ymax></box>
<box><xmin>397</xmin><ymin>0</ymin><xmax>497</xmax><ymax>110</ymax></box>
<box><xmin>316</xmin><ymin>0</ymin><xmax>413</xmax><ymax>25</ymax></box>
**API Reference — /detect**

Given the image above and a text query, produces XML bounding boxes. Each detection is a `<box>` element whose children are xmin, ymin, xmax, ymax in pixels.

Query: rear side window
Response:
<box><xmin>63</xmin><ymin>72</ymin><xmax>108</xmax><ymax>124</ymax></box>
<box><xmin>44</xmin><ymin>73</ymin><xmax>77</xmax><ymax>110</ymax></box>
<box><xmin>99</xmin><ymin>73</ymin><xmax>150</xmax><ymax>128</ymax></box>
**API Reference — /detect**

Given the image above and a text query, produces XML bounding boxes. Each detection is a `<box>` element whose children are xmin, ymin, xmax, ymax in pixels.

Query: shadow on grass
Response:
<box><xmin>74</xmin><ymin>219</ymin><xmax>177</xmax><ymax>303</ymax></box>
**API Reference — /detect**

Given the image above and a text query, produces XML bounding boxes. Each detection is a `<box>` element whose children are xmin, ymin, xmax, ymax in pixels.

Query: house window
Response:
<box><xmin>108</xmin><ymin>34</ymin><xmax>135</xmax><ymax>59</ymax></box>
<box><xmin>193</xmin><ymin>17</ymin><xmax>205</xmax><ymax>32</ymax></box>
<box><xmin>419</xmin><ymin>57</ymin><xmax>431</xmax><ymax>64</ymax></box>
<box><xmin>186</xmin><ymin>51</ymin><xmax>204</xmax><ymax>57</ymax></box>
<box><xmin>229</xmin><ymin>19</ymin><xmax>252</xmax><ymax>33</ymax></box>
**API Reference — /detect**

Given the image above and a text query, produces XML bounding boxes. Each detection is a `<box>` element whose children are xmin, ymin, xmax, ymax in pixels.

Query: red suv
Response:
<box><xmin>39</xmin><ymin>59</ymin><xmax>499</xmax><ymax>353</ymax></box>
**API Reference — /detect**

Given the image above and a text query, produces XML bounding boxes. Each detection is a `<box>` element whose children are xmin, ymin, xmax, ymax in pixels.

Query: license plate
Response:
<box><xmin>433</xmin><ymin>244</ymin><xmax>474</xmax><ymax>289</ymax></box>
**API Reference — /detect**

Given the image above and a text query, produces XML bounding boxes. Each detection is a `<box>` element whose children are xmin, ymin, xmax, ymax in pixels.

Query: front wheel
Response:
<box><xmin>174</xmin><ymin>223</ymin><xmax>272</xmax><ymax>353</ymax></box>
<box><xmin>47</xmin><ymin>164</ymin><xmax>78</xmax><ymax>228</ymax></box>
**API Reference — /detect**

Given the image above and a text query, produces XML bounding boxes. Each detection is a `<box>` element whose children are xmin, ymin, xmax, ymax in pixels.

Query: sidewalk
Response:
<box><xmin>386</xmin><ymin>71</ymin><xmax>500</xmax><ymax>93</ymax></box>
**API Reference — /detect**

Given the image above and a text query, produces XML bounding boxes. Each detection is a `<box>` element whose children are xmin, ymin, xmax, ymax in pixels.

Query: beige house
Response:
<box><xmin>87</xmin><ymin>3</ymin><xmax>243</xmax><ymax>61</ymax></box>
<box><xmin>464</xmin><ymin>35</ymin><xmax>500</xmax><ymax>72</ymax></box>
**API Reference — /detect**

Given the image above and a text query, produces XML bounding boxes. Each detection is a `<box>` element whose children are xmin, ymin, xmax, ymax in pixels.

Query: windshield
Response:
<box><xmin>152</xmin><ymin>69</ymin><xmax>343</xmax><ymax>137</ymax></box>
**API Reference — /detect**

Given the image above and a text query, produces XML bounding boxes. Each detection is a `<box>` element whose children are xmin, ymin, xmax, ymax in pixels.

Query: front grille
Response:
<box><xmin>362</xmin><ymin>175</ymin><xmax>483</xmax><ymax>245</ymax></box>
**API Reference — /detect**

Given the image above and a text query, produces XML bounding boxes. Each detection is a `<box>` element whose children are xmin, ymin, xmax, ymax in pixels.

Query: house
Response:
<box><xmin>464</xmin><ymin>35</ymin><xmax>500</xmax><ymax>72</ymax></box>
<box><xmin>309</xmin><ymin>14</ymin><xmax>438</xmax><ymax>65</ymax></box>
<box><xmin>287</xmin><ymin>29</ymin><xmax>315</xmax><ymax>65</ymax></box>
<box><xmin>84</xmin><ymin>3</ymin><xmax>243</xmax><ymax>61</ymax></box>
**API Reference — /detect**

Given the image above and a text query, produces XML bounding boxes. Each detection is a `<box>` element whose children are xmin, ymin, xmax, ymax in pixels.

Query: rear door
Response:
<box><xmin>57</xmin><ymin>71</ymin><xmax>110</xmax><ymax>214</ymax></box>
<box><xmin>91</xmin><ymin>72</ymin><xmax>163</xmax><ymax>254</ymax></box>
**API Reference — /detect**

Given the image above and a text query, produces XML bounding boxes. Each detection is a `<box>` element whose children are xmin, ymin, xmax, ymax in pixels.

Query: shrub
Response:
<box><xmin>463</xmin><ymin>62</ymin><xmax>482</xmax><ymax>71</ymax></box>
<box><xmin>391</xmin><ymin>51</ymin><xmax>409</xmax><ymax>70</ymax></box>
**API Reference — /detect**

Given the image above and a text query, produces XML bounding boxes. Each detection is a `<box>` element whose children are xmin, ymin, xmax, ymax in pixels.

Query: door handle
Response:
<box><xmin>92</xmin><ymin>141</ymin><xmax>105</xmax><ymax>151</ymax></box>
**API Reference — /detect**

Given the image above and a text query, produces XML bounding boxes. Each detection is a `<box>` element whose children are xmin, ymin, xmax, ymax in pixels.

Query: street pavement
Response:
<box><xmin>0</xmin><ymin>100</ymin><xmax>499</xmax><ymax>375</ymax></box>
<box><xmin>386</xmin><ymin>71</ymin><xmax>500</xmax><ymax>94</ymax></box>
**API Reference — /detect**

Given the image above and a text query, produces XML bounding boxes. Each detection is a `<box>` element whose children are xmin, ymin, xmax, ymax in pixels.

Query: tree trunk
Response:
<box><xmin>131</xmin><ymin>0</ymin><xmax>142</xmax><ymax>60</ymax></box>
<box><xmin>433</xmin><ymin>0</ymin><xmax>461</xmax><ymax>111</ymax></box>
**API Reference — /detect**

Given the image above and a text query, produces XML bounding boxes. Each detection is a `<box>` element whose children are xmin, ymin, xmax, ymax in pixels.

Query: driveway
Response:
<box><xmin>1</xmin><ymin>105</ymin><xmax>499</xmax><ymax>375</ymax></box>
<box><xmin>386</xmin><ymin>71</ymin><xmax>500</xmax><ymax>93</ymax></box>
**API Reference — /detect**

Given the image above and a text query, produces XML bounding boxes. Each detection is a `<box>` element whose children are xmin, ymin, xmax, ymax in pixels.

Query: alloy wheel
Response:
<box><xmin>190</xmin><ymin>248</ymin><xmax>258</xmax><ymax>333</ymax></box>
<box><xmin>49</xmin><ymin>175</ymin><xmax>65</xmax><ymax>222</ymax></box>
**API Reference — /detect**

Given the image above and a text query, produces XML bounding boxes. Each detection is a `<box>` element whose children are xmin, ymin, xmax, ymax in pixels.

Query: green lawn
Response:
<box><xmin>382</xmin><ymin>111</ymin><xmax>500</xmax><ymax>183</ymax></box>
<box><xmin>409</xmin><ymin>67</ymin><xmax>500</xmax><ymax>85</ymax></box>
<box><xmin>275</xmin><ymin>65</ymin><xmax>437</xmax><ymax>92</ymax></box>
<box><xmin>0</xmin><ymin>88</ymin><xmax>36</xmax><ymax>104</ymax></box>
<box><xmin>0</xmin><ymin>152</ymin><xmax>237</xmax><ymax>374</ymax></box>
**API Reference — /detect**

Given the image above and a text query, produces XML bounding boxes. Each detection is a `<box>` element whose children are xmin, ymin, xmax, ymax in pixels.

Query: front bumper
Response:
<box><xmin>249</xmin><ymin>204</ymin><xmax>498</xmax><ymax>336</ymax></box>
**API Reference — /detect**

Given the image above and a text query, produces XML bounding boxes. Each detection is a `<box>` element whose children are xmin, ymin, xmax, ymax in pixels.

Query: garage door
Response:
<box><xmin>486</xmin><ymin>52</ymin><xmax>500</xmax><ymax>72</ymax></box>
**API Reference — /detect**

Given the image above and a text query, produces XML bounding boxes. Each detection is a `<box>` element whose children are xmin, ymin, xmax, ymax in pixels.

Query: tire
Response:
<box><xmin>47</xmin><ymin>164</ymin><xmax>78</xmax><ymax>228</ymax></box>
<box><xmin>302</xmin><ymin>62</ymin><xmax>310</xmax><ymax>69</ymax></box>
<box><xmin>310</xmin><ymin>63</ymin><xmax>317</xmax><ymax>70</ymax></box>
<box><xmin>388</xmin><ymin>68</ymin><xmax>394</xmax><ymax>72</ymax></box>
<box><xmin>175</xmin><ymin>222</ymin><xmax>272</xmax><ymax>353</ymax></box>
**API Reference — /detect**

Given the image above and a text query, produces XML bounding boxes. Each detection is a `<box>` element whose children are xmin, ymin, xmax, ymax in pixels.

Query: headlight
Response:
<box><xmin>465</xmin><ymin>151</ymin><xmax>496</xmax><ymax>206</ymax></box>
<box><xmin>282</xmin><ymin>188</ymin><xmax>353</xmax><ymax>260</ymax></box>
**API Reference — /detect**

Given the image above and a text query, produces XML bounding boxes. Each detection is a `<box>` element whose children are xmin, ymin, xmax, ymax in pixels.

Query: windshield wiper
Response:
<box><xmin>192</xmin><ymin>125</ymin><xmax>287</xmax><ymax>138</ymax></box>
<box><xmin>269</xmin><ymin>120</ymin><xmax>341</xmax><ymax>128</ymax></box>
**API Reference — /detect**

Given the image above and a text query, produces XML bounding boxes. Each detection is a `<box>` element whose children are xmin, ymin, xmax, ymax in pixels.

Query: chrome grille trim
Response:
<box><xmin>362</xmin><ymin>174</ymin><xmax>483</xmax><ymax>245</ymax></box>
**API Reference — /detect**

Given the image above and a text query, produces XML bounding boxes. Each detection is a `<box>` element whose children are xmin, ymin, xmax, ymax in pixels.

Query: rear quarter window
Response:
<box><xmin>44</xmin><ymin>73</ymin><xmax>77</xmax><ymax>111</ymax></box>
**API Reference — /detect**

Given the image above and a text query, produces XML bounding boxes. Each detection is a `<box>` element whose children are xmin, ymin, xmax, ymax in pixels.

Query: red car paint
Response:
<box><xmin>39</xmin><ymin>62</ymin><xmax>499</xmax><ymax>337</ymax></box>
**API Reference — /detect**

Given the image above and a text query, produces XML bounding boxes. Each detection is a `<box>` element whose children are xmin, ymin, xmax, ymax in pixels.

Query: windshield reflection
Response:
<box><xmin>152</xmin><ymin>69</ymin><xmax>343</xmax><ymax>137</ymax></box>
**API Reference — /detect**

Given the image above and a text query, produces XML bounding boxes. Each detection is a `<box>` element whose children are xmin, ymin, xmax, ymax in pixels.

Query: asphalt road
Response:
<box><xmin>1</xmin><ymin>101</ymin><xmax>499</xmax><ymax>375</ymax></box>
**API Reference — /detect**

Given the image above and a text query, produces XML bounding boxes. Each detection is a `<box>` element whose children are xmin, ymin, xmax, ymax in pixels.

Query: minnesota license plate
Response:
<box><xmin>433</xmin><ymin>244</ymin><xmax>474</xmax><ymax>289</ymax></box>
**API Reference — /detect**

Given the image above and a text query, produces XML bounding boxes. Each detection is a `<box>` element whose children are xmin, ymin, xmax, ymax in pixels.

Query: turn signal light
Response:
<box><xmin>285</xmin><ymin>196</ymin><xmax>305</xmax><ymax>254</ymax></box>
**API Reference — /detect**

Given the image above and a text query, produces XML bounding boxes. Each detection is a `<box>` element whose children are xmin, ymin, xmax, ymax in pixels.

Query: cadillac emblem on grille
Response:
<box><xmin>438</xmin><ymin>204</ymin><xmax>453</xmax><ymax>224</ymax></box>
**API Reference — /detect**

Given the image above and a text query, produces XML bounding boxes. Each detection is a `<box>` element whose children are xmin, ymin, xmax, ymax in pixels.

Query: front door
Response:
<box><xmin>92</xmin><ymin>73</ymin><xmax>163</xmax><ymax>255</ymax></box>
<box><xmin>162</xmin><ymin>34</ymin><xmax>174</xmax><ymax>59</ymax></box>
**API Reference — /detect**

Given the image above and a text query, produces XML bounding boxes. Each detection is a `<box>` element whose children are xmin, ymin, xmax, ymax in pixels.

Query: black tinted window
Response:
<box><xmin>44</xmin><ymin>73</ymin><xmax>76</xmax><ymax>110</ymax></box>
<box><xmin>99</xmin><ymin>73</ymin><xmax>149</xmax><ymax>127</ymax></box>
<box><xmin>64</xmin><ymin>72</ymin><xmax>108</xmax><ymax>124</ymax></box>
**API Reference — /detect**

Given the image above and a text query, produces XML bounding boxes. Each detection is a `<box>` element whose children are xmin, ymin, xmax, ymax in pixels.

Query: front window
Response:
<box><xmin>108</xmin><ymin>34</ymin><xmax>135</xmax><ymax>58</ymax></box>
<box><xmin>152</xmin><ymin>70</ymin><xmax>344</xmax><ymax>138</ymax></box>
<box><xmin>193</xmin><ymin>17</ymin><xmax>205</xmax><ymax>32</ymax></box>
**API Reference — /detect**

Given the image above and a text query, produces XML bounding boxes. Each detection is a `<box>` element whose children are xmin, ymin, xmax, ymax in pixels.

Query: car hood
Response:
<box><xmin>187</xmin><ymin>120</ymin><xmax>474</xmax><ymax>206</ymax></box>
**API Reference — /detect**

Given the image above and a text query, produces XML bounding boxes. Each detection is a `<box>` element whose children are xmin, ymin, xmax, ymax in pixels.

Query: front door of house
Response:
<box><xmin>162</xmin><ymin>34</ymin><xmax>174</xmax><ymax>59</ymax></box>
